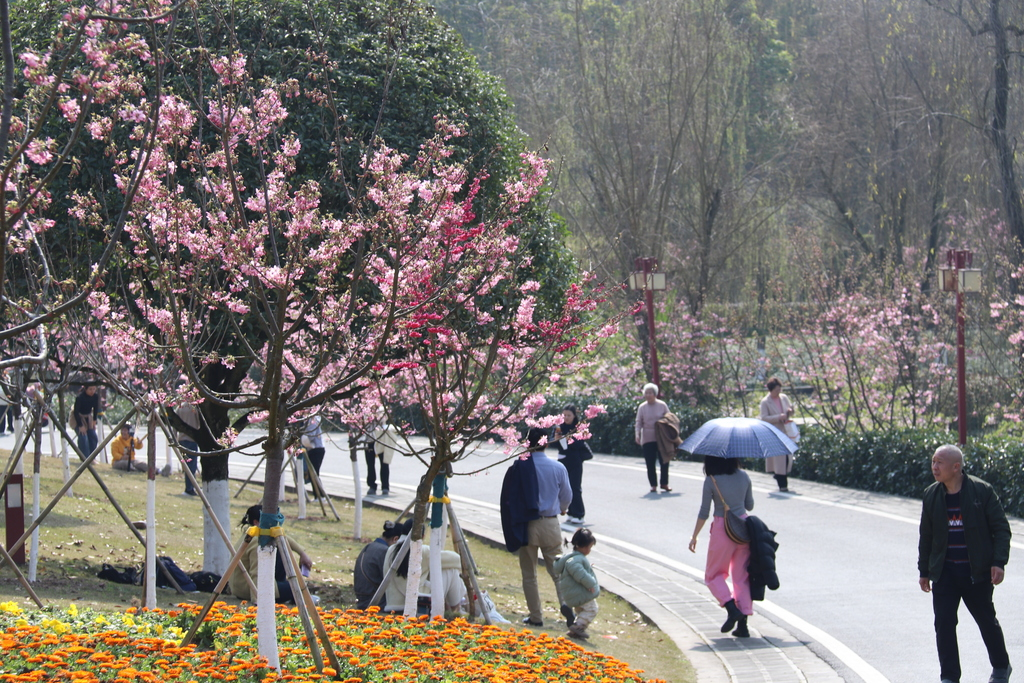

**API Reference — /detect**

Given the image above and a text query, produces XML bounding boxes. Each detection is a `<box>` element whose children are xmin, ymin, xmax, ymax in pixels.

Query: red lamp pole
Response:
<box><xmin>636</xmin><ymin>257</ymin><xmax>660</xmax><ymax>387</ymax></box>
<box><xmin>950</xmin><ymin>249</ymin><xmax>971</xmax><ymax>446</ymax></box>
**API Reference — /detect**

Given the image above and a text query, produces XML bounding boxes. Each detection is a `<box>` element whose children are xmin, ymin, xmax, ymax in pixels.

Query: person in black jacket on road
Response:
<box><xmin>918</xmin><ymin>444</ymin><xmax>1011</xmax><ymax>683</ymax></box>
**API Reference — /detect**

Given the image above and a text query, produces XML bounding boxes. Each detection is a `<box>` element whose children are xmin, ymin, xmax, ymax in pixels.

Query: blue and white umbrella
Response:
<box><xmin>679</xmin><ymin>417</ymin><xmax>798</xmax><ymax>459</ymax></box>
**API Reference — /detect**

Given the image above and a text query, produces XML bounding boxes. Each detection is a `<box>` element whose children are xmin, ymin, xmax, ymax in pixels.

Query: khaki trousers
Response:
<box><xmin>518</xmin><ymin>516</ymin><xmax>564</xmax><ymax>622</ymax></box>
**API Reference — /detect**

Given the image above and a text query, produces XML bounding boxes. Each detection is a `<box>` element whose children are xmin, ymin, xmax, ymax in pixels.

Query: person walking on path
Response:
<box><xmin>554</xmin><ymin>527</ymin><xmax>600</xmax><ymax>640</ymax></box>
<box><xmin>370</xmin><ymin>420</ymin><xmax>400</xmax><ymax>496</ymax></box>
<box><xmin>300</xmin><ymin>415</ymin><xmax>326</xmax><ymax>496</ymax></box>
<box><xmin>758</xmin><ymin>377</ymin><xmax>795</xmax><ymax>492</ymax></box>
<box><xmin>553</xmin><ymin>405</ymin><xmax>592</xmax><ymax>525</ymax></box>
<box><xmin>175</xmin><ymin>402</ymin><xmax>201</xmax><ymax>496</ymax></box>
<box><xmin>635</xmin><ymin>383</ymin><xmax>671</xmax><ymax>493</ymax></box>
<box><xmin>500</xmin><ymin>426</ymin><xmax>572</xmax><ymax>627</ymax></box>
<box><xmin>918</xmin><ymin>444</ymin><xmax>1012</xmax><ymax>683</ymax></box>
<box><xmin>688</xmin><ymin>455</ymin><xmax>755</xmax><ymax>638</ymax></box>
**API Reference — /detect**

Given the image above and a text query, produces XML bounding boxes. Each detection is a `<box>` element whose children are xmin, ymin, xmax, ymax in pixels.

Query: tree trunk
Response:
<box><xmin>987</xmin><ymin>0</ymin><xmax>1024</xmax><ymax>285</ymax></box>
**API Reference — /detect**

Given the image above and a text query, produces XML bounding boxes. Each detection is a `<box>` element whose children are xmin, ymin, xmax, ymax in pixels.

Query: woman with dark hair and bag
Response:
<box><xmin>229</xmin><ymin>504</ymin><xmax>313</xmax><ymax>604</ymax></box>
<box><xmin>552</xmin><ymin>405</ymin><xmax>592</xmax><ymax>525</ymax></box>
<box><xmin>687</xmin><ymin>455</ymin><xmax>755</xmax><ymax>638</ymax></box>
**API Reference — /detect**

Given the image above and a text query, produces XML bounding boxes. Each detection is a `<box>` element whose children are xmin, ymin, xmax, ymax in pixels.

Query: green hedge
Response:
<box><xmin>786</xmin><ymin>427</ymin><xmax>1024</xmax><ymax>518</ymax></box>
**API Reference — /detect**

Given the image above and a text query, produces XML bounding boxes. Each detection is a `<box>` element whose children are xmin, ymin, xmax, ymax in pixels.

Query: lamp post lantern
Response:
<box><xmin>939</xmin><ymin>249</ymin><xmax>981</xmax><ymax>445</ymax></box>
<box><xmin>629</xmin><ymin>258</ymin><xmax>667</xmax><ymax>387</ymax></box>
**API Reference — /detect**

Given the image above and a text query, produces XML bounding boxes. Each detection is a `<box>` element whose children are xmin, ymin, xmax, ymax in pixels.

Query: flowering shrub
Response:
<box><xmin>0</xmin><ymin>602</ymin><xmax>666</xmax><ymax>683</ymax></box>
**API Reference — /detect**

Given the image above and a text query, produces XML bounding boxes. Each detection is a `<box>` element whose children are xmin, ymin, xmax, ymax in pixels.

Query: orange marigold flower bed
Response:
<box><xmin>0</xmin><ymin>603</ymin><xmax>665</xmax><ymax>683</ymax></box>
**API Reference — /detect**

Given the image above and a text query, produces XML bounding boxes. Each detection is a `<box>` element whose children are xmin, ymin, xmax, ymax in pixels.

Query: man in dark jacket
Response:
<box><xmin>918</xmin><ymin>444</ymin><xmax>1012</xmax><ymax>683</ymax></box>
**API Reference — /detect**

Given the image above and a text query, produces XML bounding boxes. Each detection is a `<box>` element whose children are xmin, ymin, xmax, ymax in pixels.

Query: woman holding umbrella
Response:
<box><xmin>688</xmin><ymin>454</ymin><xmax>754</xmax><ymax>638</ymax></box>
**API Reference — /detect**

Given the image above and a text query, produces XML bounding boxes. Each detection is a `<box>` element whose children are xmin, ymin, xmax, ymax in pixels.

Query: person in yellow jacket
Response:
<box><xmin>110</xmin><ymin>425</ymin><xmax>147</xmax><ymax>472</ymax></box>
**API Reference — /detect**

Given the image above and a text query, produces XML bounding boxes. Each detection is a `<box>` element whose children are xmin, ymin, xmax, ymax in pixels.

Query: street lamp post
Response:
<box><xmin>939</xmin><ymin>249</ymin><xmax>981</xmax><ymax>446</ymax></box>
<box><xmin>629</xmin><ymin>258</ymin><xmax>667</xmax><ymax>387</ymax></box>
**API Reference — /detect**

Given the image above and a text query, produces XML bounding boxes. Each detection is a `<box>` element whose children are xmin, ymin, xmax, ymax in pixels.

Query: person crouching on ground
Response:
<box><xmin>354</xmin><ymin>519</ymin><xmax>407</xmax><ymax>610</ymax></box>
<box><xmin>554</xmin><ymin>527</ymin><xmax>600</xmax><ymax>640</ymax></box>
<box><xmin>229</xmin><ymin>504</ymin><xmax>313</xmax><ymax>604</ymax></box>
<box><xmin>110</xmin><ymin>425</ymin><xmax>147</xmax><ymax>472</ymax></box>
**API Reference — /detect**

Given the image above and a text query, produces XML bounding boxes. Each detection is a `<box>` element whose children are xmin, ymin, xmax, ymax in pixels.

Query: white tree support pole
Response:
<box><xmin>28</xmin><ymin>453</ymin><xmax>39</xmax><ymax>583</ymax></box>
<box><xmin>97</xmin><ymin>418</ymin><xmax>107</xmax><ymax>464</ymax></box>
<box><xmin>164</xmin><ymin>440</ymin><xmax>175</xmax><ymax>474</ymax></box>
<box><xmin>146</xmin><ymin>411</ymin><xmax>158</xmax><ymax>608</ymax></box>
<box><xmin>404</xmin><ymin>538</ymin><xmax>424</xmax><ymax>618</ymax></box>
<box><xmin>351</xmin><ymin>445</ymin><xmax>362</xmax><ymax>539</ymax></box>
<box><xmin>47</xmin><ymin>420</ymin><xmax>58</xmax><ymax>458</ymax></box>
<box><xmin>294</xmin><ymin>452</ymin><xmax>307</xmax><ymax>520</ymax></box>
<box><xmin>257</xmin><ymin>544</ymin><xmax>280</xmax><ymax>670</ymax></box>
<box><xmin>60</xmin><ymin>425</ymin><xmax>72</xmax><ymax>495</ymax></box>
<box><xmin>145</xmin><ymin>478</ymin><xmax>157</xmax><ymax>607</ymax></box>
<box><xmin>429</xmin><ymin>506</ymin><xmax>448</xmax><ymax>619</ymax></box>
<box><xmin>278</xmin><ymin>458</ymin><xmax>287</xmax><ymax>501</ymax></box>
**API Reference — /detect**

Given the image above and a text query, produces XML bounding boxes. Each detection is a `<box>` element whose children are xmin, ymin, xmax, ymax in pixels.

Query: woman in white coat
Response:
<box><xmin>758</xmin><ymin>377</ymin><xmax>795</xmax><ymax>492</ymax></box>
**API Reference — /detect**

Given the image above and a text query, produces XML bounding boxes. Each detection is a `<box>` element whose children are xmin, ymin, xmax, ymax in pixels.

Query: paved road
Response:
<box><xmin>235</xmin><ymin>433</ymin><xmax>1022</xmax><ymax>683</ymax></box>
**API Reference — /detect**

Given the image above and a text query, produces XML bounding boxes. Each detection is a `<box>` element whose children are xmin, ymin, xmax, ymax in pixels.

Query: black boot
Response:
<box><xmin>775</xmin><ymin>474</ymin><xmax>789</xmax><ymax>492</ymax></box>
<box><xmin>721</xmin><ymin>599</ymin><xmax>743</xmax><ymax>633</ymax></box>
<box><xmin>732</xmin><ymin>616</ymin><xmax>749</xmax><ymax>638</ymax></box>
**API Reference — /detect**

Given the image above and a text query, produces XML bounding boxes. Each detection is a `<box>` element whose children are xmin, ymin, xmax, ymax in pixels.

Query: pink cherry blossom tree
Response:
<box><xmin>0</xmin><ymin>0</ymin><xmax>177</xmax><ymax>384</ymax></box>
<box><xmin>356</xmin><ymin>207</ymin><xmax>621</xmax><ymax>615</ymax></box>
<box><xmin>79</xmin><ymin>28</ymin><xmax>578</xmax><ymax>652</ymax></box>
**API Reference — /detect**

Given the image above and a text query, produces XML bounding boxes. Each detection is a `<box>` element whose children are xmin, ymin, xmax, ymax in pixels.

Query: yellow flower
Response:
<box><xmin>41</xmin><ymin>618</ymin><xmax>70</xmax><ymax>634</ymax></box>
<box><xmin>122</xmin><ymin>614</ymin><xmax>135</xmax><ymax>626</ymax></box>
<box><xmin>14</xmin><ymin>619</ymin><xmax>27</xmax><ymax>627</ymax></box>
<box><xmin>68</xmin><ymin>603</ymin><xmax>79</xmax><ymax>618</ymax></box>
<box><xmin>0</xmin><ymin>601</ymin><xmax>22</xmax><ymax>615</ymax></box>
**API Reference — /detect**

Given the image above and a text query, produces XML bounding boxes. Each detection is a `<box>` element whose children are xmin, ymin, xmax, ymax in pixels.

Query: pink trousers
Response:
<box><xmin>705</xmin><ymin>517</ymin><xmax>752</xmax><ymax>615</ymax></box>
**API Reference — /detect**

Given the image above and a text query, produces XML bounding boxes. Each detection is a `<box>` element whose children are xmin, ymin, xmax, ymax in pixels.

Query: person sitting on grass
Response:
<box><xmin>110</xmin><ymin>425</ymin><xmax>147</xmax><ymax>472</ymax></box>
<box><xmin>354</xmin><ymin>519</ymin><xmax>408</xmax><ymax>610</ymax></box>
<box><xmin>229</xmin><ymin>504</ymin><xmax>314</xmax><ymax>604</ymax></box>
<box><xmin>382</xmin><ymin>527</ymin><xmax>466</xmax><ymax>615</ymax></box>
<box><xmin>553</xmin><ymin>527</ymin><xmax>601</xmax><ymax>640</ymax></box>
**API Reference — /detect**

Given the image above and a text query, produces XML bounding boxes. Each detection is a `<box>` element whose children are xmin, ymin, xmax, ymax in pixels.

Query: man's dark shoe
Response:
<box><xmin>721</xmin><ymin>599</ymin><xmax>743</xmax><ymax>633</ymax></box>
<box><xmin>560</xmin><ymin>603</ymin><xmax>575</xmax><ymax>628</ymax></box>
<box><xmin>732</xmin><ymin>616</ymin><xmax>749</xmax><ymax>638</ymax></box>
<box><xmin>990</xmin><ymin>664</ymin><xmax>1012</xmax><ymax>683</ymax></box>
<box><xmin>522</xmin><ymin>616</ymin><xmax>543</xmax><ymax>627</ymax></box>
<box><xmin>941</xmin><ymin>679</ymin><xmax>958</xmax><ymax>683</ymax></box>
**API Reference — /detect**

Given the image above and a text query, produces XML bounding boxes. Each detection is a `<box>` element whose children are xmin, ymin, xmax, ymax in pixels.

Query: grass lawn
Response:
<box><xmin>0</xmin><ymin>452</ymin><xmax>695</xmax><ymax>683</ymax></box>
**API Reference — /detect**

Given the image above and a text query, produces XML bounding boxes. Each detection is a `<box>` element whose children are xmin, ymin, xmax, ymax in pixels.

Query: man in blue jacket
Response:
<box><xmin>918</xmin><ymin>444</ymin><xmax>1012</xmax><ymax>683</ymax></box>
<box><xmin>501</xmin><ymin>427</ymin><xmax>572</xmax><ymax>627</ymax></box>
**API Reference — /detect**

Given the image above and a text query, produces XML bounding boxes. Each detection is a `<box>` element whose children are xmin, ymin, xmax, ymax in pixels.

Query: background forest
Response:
<box><xmin>432</xmin><ymin>0</ymin><xmax>1024</xmax><ymax>437</ymax></box>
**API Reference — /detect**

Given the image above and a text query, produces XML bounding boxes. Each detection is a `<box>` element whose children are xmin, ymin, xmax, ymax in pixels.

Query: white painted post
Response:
<box><xmin>257</xmin><ymin>545</ymin><xmax>280</xmax><ymax>670</ymax></box>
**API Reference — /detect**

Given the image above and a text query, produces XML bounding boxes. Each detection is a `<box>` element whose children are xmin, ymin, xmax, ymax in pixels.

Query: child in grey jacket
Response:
<box><xmin>553</xmin><ymin>528</ymin><xmax>600</xmax><ymax>639</ymax></box>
